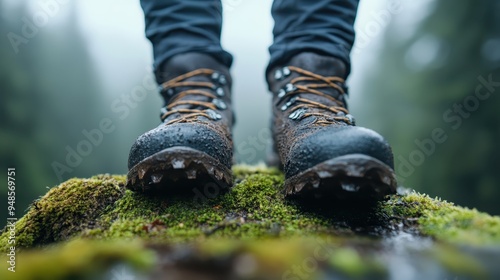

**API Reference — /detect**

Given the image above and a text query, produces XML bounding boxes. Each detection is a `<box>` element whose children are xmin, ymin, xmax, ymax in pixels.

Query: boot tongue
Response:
<box><xmin>284</xmin><ymin>53</ymin><xmax>348</xmax><ymax>109</ymax></box>
<box><xmin>162</xmin><ymin>75</ymin><xmax>216</xmax><ymax>108</ymax></box>
<box><xmin>158</xmin><ymin>54</ymin><xmax>231</xmax><ymax>122</ymax></box>
<box><xmin>287</xmin><ymin>52</ymin><xmax>346</xmax><ymax>79</ymax></box>
<box><xmin>157</xmin><ymin>53</ymin><xmax>231</xmax><ymax>84</ymax></box>
<box><xmin>160</xmin><ymin>74</ymin><xmax>224</xmax><ymax>123</ymax></box>
<box><xmin>158</xmin><ymin>53</ymin><xmax>230</xmax><ymax>109</ymax></box>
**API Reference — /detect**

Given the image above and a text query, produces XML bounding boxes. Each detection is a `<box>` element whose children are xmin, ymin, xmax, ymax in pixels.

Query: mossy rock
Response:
<box><xmin>1</xmin><ymin>165</ymin><xmax>499</xmax><ymax>279</ymax></box>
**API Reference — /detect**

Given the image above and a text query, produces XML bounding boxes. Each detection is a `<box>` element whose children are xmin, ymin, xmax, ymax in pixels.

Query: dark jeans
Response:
<box><xmin>140</xmin><ymin>0</ymin><xmax>359</xmax><ymax>81</ymax></box>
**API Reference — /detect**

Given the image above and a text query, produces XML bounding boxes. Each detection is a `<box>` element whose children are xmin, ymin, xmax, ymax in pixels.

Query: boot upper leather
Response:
<box><xmin>267</xmin><ymin>52</ymin><xmax>394</xmax><ymax>178</ymax></box>
<box><xmin>128</xmin><ymin>53</ymin><xmax>234</xmax><ymax>170</ymax></box>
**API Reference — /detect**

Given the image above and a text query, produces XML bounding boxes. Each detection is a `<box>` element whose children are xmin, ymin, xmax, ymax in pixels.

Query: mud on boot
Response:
<box><xmin>267</xmin><ymin>52</ymin><xmax>397</xmax><ymax>201</ymax></box>
<box><xmin>127</xmin><ymin>53</ymin><xmax>234</xmax><ymax>193</ymax></box>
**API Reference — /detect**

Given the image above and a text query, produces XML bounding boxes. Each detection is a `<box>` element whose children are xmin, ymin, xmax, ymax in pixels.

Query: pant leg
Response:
<box><xmin>140</xmin><ymin>0</ymin><xmax>233</xmax><ymax>81</ymax></box>
<box><xmin>268</xmin><ymin>0</ymin><xmax>359</xmax><ymax>76</ymax></box>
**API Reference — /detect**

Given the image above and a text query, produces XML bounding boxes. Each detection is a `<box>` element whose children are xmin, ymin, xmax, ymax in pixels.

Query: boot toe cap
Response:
<box><xmin>284</xmin><ymin>126</ymin><xmax>394</xmax><ymax>178</ymax></box>
<box><xmin>128</xmin><ymin>123</ymin><xmax>232</xmax><ymax>170</ymax></box>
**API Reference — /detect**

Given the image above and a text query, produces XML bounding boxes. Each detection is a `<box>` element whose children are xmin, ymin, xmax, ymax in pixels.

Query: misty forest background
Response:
<box><xmin>1</xmin><ymin>0</ymin><xmax>499</xmax><ymax>226</ymax></box>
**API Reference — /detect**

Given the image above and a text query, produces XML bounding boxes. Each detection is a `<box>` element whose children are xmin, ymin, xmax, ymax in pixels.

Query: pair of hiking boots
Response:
<box><xmin>127</xmin><ymin>52</ymin><xmax>397</xmax><ymax>201</ymax></box>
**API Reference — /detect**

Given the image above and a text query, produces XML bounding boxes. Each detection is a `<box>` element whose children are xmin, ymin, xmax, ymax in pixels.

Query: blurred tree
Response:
<box><xmin>359</xmin><ymin>0</ymin><xmax>500</xmax><ymax>214</ymax></box>
<box><xmin>0</xmin><ymin>0</ymin><xmax>109</xmax><ymax>225</ymax></box>
<box><xmin>0</xmin><ymin>1</ymin><xmax>46</xmax><ymax>225</ymax></box>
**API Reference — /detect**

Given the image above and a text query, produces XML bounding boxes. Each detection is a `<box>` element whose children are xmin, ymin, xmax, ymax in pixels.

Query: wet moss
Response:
<box><xmin>381</xmin><ymin>192</ymin><xmax>500</xmax><ymax>245</ymax></box>
<box><xmin>83</xmin><ymin>172</ymin><xmax>328</xmax><ymax>243</ymax></box>
<box><xmin>1</xmin><ymin>166</ymin><xmax>499</xmax><ymax>251</ymax></box>
<box><xmin>0</xmin><ymin>166</ymin><xmax>499</xmax><ymax>279</ymax></box>
<box><xmin>0</xmin><ymin>175</ymin><xmax>125</xmax><ymax>250</ymax></box>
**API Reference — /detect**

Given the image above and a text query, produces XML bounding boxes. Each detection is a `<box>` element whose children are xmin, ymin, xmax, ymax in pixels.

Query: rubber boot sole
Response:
<box><xmin>126</xmin><ymin>147</ymin><xmax>232</xmax><ymax>194</ymax></box>
<box><xmin>284</xmin><ymin>154</ymin><xmax>397</xmax><ymax>201</ymax></box>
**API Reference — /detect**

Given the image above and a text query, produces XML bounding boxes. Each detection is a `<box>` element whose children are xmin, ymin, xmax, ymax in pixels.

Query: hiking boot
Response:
<box><xmin>126</xmin><ymin>53</ymin><xmax>234</xmax><ymax>193</ymax></box>
<box><xmin>267</xmin><ymin>52</ymin><xmax>397</xmax><ymax>201</ymax></box>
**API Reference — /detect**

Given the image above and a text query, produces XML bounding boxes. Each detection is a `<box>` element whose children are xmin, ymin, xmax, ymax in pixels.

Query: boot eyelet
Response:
<box><xmin>277</xmin><ymin>89</ymin><xmax>286</xmax><ymax>98</ymax></box>
<box><xmin>213</xmin><ymin>99</ymin><xmax>227</xmax><ymax>110</ymax></box>
<box><xmin>289</xmin><ymin>108</ymin><xmax>307</xmax><ymax>120</ymax></box>
<box><xmin>285</xmin><ymin>83</ymin><xmax>296</xmax><ymax>93</ymax></box>
<box><xmin>159</xmin><ymin>107</ymin><xmax>168</xmax><ymax>118</ymax></box>
<box><xmin>160</xmin><ymin>86</ymin><xmax>175</xmax><ymax>96</ymax></box>
<box><xmin>336</xmin><ymin>111</ymin><xmax>345</xmax><ymax>117</ymax></box>
<box><xmin>216</xmin><ymin>87</ymin><xmax>225</xmax><ymax>97</ymax></box>
<box><xmin>212</xmin><ymin>72</ymin><xmax>227</xmax><ymax>85</ymax></box>
<box><xmin>218</xmin><ymin>75</ymin><xmax>227</xmax><ymax>85</ymax></box>
<box><xmin>274</xmin><ymin>69</ymin><xmax>283</xmax><ymax>80</ymax></box>
<box><xmin>282</xmin><ymin>67</ymin><xmax>291</xmax><ymax>77</ymax></box>
<box><xmin>160</xmin><ymin>107</ymin><xmax>169</xmax><ymax>121</ymax></box>
<box><xmin>287</xmin><ymin>97</ymin><xmax>298</xmax><ymax>106</ymax></box>
<box><xmin>211</xmin><ymin>72</ymin><xmax>220</xmax><ymax>81</ymax></box>
<box><xmin>206</xmin><ymin>109</ymin><xmax>222</xmax><ymax>120</ymax></box>
<box><xmin>346</xmin><ymin>114</ymin><xmax>356</xmax><ymax>125</ymax></box>
<box><xmin>281</xmin><ymin>97</ymin><xmax>297</xmax><ymax>111</ymax></box>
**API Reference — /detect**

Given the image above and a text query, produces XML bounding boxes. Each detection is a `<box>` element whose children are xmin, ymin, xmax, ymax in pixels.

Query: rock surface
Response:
<box><xmin>1</xmin><ymin>165</ymin><xmax>499</xmax><ymax>280</ymax></box>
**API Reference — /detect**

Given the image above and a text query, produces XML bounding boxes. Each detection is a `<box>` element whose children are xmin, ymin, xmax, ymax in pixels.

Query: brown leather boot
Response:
<box><xmin>267</xmin><ymin>52</ymin><xmax>397</xmax><ymax>201</ymax></box>
<box><xmin>127</xmin><ymin>53</ymin><xmax>233</xmax><ymax>193</ymax></box>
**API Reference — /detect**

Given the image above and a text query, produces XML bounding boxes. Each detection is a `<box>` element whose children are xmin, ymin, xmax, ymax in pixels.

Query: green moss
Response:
<box><xmin>381</xmin><ymin>192</ymin><xmax>500</xmax><ymax>245</ymax></box>
<box><xmin>1</xmin><ymin>167</ymin><xmax>499</xmax><ymax>279</ymax></box>
<box><xmin>0</xmin><ymin>175</ymin><xmax>125</xmax><ymax>251</ymax></box>
<box><xmin>1</xmin><ymin>166</ymin><xmax>499</xmax><ymax>252</ymax></box>
<box><xmin>85</xmin><ymin>172</ymin><xmax>328</xmax><ymax>243</ymax></box>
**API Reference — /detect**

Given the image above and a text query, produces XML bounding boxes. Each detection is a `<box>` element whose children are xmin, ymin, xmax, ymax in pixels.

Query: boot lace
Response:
<box><xmin>159</xmin><ymin>69</ymin><xmax>227</xmax><ymax>125</ymax></box>
<box><xmin>275</xmin><ymin>66</ymin><xmax>355</xmax><ymax>126</ymax></box>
